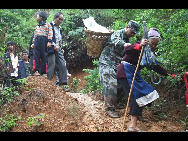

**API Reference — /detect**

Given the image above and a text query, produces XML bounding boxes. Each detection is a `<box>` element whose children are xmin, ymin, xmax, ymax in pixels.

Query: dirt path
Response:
<box><xmin>67</xmin><ymin>92</ymin><xmax>124</xmax><ymax>132</ymax></box>
<box><xmin>66</xmin><ymin>91</ymin><xmax>184</xmax><ymax>132</ymax></box>
<box><xmin>66</xmin><ymin>64</ymin><xmax>186</xmax><ymax>132</ymax></box>
<box><xmin>67</xmin><ymin>92</ymin><xmax>105</xmax><ymax>120</ymax></box>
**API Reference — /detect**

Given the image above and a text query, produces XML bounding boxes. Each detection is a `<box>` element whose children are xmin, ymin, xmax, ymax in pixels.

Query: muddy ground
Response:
<box><xmin>1</xmin><ymin>63</ymin><xmax>188</xmax><ymax>132</ymax></box>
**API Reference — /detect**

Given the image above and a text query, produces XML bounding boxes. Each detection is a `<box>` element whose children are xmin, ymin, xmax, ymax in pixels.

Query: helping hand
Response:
<box><xmin>31</xmin><ymin>44</ymin><xmax>34</xmax><ymax>49</ymax></box>
<box><xmin>54</xmin><ymin>46</ymin><xmax>59</xmax><ymax>52</ymax></box>
<box><xmin>140</xmin><ymin>39</ymin><xmax>149</xmax><ymax>49</ymax></box>
<box><xmin>47</xmin><ymin>42</ymin><xmax>52</xmax><ymax>48</ymax></box>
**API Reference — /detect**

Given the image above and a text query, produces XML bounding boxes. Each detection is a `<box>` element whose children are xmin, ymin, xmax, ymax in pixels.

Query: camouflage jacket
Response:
<box><xmin>99</xmin><ymin>28</ymin><xmax>129</xmax><ymax>70</ymax></box>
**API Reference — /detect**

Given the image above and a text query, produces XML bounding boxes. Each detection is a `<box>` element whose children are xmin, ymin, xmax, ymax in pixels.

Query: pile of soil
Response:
<box><xmin>2</xmin><ymin>76</ymin><xmax>90</xmax><ymax>132</ymax></box>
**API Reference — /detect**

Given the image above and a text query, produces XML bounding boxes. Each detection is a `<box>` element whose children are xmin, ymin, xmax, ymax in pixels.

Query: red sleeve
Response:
<box><xmin>134</xmin><ymin>44</ymin><xmax>141</xmax><ymax>50</ymax></box>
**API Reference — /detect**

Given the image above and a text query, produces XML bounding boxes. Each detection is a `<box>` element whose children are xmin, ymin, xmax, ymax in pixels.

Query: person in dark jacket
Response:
<box><xmin>116</xmin><ymin>28</ymin><xmax>175</xmax><ymax>132</ymax></box>
<box><xmin>18</xmin><ymin>51</ymin><xmax>30</xmax><ymax>79</ymax></box>
<box><xmin>3</xmin><ymin>41</ymin><xmax>19</xmax><ymax>87</ymax></box>
<box><xmin>47</xmin><ymin>12</ymin><xmax>69</xmax><ymax>92</ymax></box>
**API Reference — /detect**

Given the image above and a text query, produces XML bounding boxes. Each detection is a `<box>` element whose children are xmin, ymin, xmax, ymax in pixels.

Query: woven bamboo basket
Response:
<box><xmin>84</xmin><ymin>28</ymin><xmax>114</xmax><ymax>58</ymax></box>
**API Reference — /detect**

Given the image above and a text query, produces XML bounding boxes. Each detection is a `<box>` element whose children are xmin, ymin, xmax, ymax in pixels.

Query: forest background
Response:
<box><xmin>0</xmin><ymin>9</ymin><xmax>188</xmax><ymax>89</ymax></box>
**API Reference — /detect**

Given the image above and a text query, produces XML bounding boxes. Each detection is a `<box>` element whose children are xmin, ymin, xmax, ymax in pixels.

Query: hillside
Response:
<box><xmin>1</xmin><ymin>69</ymin><xmax>187</xmax><ymax>132</ymax></box>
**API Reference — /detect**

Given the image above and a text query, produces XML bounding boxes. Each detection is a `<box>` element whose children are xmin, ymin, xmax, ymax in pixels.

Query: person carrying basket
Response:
<box><xmin>99</xmin><ymin>20</ymin><xmax>140</xmax><ymax>118</ymax></box>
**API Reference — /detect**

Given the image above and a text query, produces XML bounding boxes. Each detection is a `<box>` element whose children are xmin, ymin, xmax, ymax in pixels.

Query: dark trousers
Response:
<box><xmin>29</xmin><ymin>55</ymin><xmax>34</xmax><ymax>75</ymax></box>
<box><xmin>33</xmin><ymin>36</ymin><xmax>48</xmax><ymax>75</ymax></box>
<box><xmin>47</xmin><ymin>49</ymin><xmax>67</xmax><ymax>85</ymax></box>
<box><xmin>30</xmin><ymin>55</ymin><xmax>41</xmax><ymax>75</ymax></box>
<box><xmin>117</xmin><ymin>78</ymin><xmax>142</xmax><ymax>116</ymax></box>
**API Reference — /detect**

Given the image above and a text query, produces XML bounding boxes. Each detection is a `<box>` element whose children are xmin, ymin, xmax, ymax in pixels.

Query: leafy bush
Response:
<box><xmin>0</xmin><ymin>9</ymin><xmax>37</xmax><ymax>49</ymax></box>
<box><xmin>27</xmin><ymin>113</ymin><xmax>47</xmax><ymax>128</ymax></box>
<box><xmin>0</xmin><ymin>113</ymin><xmax>20</xmax><ymax>132</ymax></box>
<box><xmin>82</xmin><ymin>59</ymin><xmax>102</xmax><ymax>94</ymax></box>
<box><xmin>70</xmin><ymin>77</ymin><xmax>81</xmax><ymax>92</ymax></box>
<box><xmin>0</xmin><ymin>86</ymin><xmax>20</xmax><ymax>107</ymax></box>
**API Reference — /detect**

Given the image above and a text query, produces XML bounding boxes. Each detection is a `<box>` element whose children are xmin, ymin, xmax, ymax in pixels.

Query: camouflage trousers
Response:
<box><xmin>99</xmin><ymin>63</ymin><xmax>119</xmax><ymax>110</ymax></box>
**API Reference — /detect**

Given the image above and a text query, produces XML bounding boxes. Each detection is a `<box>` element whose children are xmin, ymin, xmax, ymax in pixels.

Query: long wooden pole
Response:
<box><xmin>121</xmin><ymin>42</ymin><xmax>145</xmax><ymax>132</ymax></box>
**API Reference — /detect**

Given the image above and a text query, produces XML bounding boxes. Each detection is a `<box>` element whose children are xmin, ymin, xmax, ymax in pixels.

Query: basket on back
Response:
<box><xmin>84</xmin><ymin>28</ymin><xmax>113</xmax><ymax>58</ymax></box>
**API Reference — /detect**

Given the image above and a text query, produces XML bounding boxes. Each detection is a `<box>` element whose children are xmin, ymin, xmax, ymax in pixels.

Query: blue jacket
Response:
<box><xmin>48</xmin><ymin>22</ymin><xmax>63</xmax><ymax>55</ymax></box>
<box><xmin>18</xmin><ymin>60</ymin><xmax>29</xmax><ymax>79</ymax></box>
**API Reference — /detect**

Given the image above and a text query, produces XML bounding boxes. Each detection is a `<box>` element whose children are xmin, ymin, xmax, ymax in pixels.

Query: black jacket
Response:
<box><xmin>3</xmin><ymin>52</ymin><xmax>14</xmax><ymax>78</ymax></box>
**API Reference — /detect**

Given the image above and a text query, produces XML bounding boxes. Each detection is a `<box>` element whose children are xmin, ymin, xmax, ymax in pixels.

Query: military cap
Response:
<box><xmin>127</xmin><ymin>20</ymin><xmax>140</xmax><ymax>34</ymax></box>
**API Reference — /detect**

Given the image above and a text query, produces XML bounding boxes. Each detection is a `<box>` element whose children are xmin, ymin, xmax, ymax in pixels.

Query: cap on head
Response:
<box><xmin>148</xmin><ymin>28</ymin><xmax>160</xmax><ymax>38</ymax></box>
<box><xmin>127</xmin><ymin>20</ymin><xmax>140</xmax><ymax>34</ymax></box>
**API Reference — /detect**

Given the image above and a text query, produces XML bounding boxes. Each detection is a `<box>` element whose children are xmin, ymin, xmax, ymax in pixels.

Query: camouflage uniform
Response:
<box><xmin>99</xmin><ymin>28</ymin><xmax>129</xmax><ymax>110</ymax></box>
<box><xmin>99</xmin><ymin>20</ymin><xmax>140</xmax><ymax>112</ymax></box>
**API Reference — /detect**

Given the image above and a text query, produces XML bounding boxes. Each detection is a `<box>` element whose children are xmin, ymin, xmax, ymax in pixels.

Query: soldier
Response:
<box><xmin>99</xmin><ymin>20</ymin><xmax>140</xmax><ymax>118</ymax></box>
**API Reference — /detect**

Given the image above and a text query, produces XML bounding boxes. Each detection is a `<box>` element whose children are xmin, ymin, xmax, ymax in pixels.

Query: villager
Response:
<box><xmin>18</xmin><ymin>50</ymin><xmax>30</xmax><ymax>79</ymax></box>
<box><xmin>47</xmin><ymin>12</ymin><xmax>69</xmax><ymax>92</ymax></box>
<box><xmin>3</xmin><ymin>41</ymin><xmax>19</xmax><ymax>87</ymax></box>
<box><xmin>117</xmin><ymin>28</ymin><xmax>175</xmax><ymax>132</ymax></box>
<box><xmin>31</xmin><ymin>11</ymin><xmax>53</xmax><ymax>76</ymax></box>
<box><xmin>99</xmin><ymin>20</ymin><xmax>140</xmax><ymax>118</ymax></box>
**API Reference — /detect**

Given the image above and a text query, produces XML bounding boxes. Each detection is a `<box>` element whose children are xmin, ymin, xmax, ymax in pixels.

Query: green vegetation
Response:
<box><xmin>27</xmin><ymin>113</ymin><xmax>47</xmax><ymax>128</ymax></box>
<box><xmin>0</xmin><ymin>112</ymin><xmax>21</xmax><ymax>132</ymax></box>
<box><xmin>0</xmin><ymin>9</ymin><xmax>188</xmax><ymax>132</ymax></box>
<box><xmin>0</xmin><ymin>9</ymin><xmax>187</xmax><ymax>73</ymax></box>
<box><xmin>82</xmin><ymin>59</ymin><xmax>102</xmax><ymax>94</ymax></box>
<box><xmin>70</xmin><ymin>77</ymin><xmax>81</xmax><ymax>92</ymax></box>
<box><xmin>0</xmin><ymin>86</ymin><xmax>20</xmax><ymax>107</ymax></box>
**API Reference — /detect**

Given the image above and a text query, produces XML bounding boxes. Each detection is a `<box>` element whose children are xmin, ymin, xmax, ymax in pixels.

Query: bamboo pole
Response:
<box><xmin>121</xmin><ymin>42</ymin><xmax>145</xmax><ymax>132</ymax></box>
